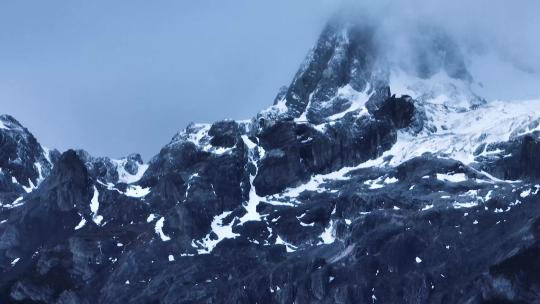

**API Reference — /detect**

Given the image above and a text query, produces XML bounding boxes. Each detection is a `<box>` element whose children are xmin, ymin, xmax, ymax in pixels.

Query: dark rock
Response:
<box><xmin>209</xmin><ymin>120</ymin><xmax>240</xmax><ymax>148</ymax></box>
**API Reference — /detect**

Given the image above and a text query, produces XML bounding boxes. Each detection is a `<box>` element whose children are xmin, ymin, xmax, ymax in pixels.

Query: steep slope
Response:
<box><xmin>2</xmin><ymin>19</ymin><xmax>540</xmax><ymax>304</ymax></box>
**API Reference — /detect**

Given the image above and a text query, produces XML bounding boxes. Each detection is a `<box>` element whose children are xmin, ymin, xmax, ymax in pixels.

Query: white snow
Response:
<box><xmin>343</xmin><ymin>70</ymin><xmax>540</xmax><ymax>168</ymax></box>
<box><xmin>113</xmin><ymin>158</ymin><xmax>148</xmax><ymax>184</ymax></box>
<box><xmin>436</xmin><ymin>173</ymin><xmax>468</xmax><ymax>183</ymax></box>
<box><xmin>378</xmin><ymin>97</ymin><xmax>540</xmax><ymax>167</ymax></box>
<box><xmin>295</xmin><ymin>92</ymin><xmax>314</xmax><ymax>122</ymax></box>
<box><xmin>319</xmin><ymin>221</ymin><xmax>336</xmax><ymax>244</ymax></box>
<box><xmin>364</xmin><ymin>176</ymin><xmax>399</xmax><ymax>189</ymax></box>
<box><xmin>520</xmin><ymin>189</ymin><xmax>532</xmax><ymax>198</ymax></box>
<box><xmin>415</xmin><ymin>257</ymin><xmax>422</xmax><ymax>263</ymax></box>
<box><xmin>270</xmin><ymin>164</ymin><xmax>357</xmax><ymax>204</ymax></box>
<box><xmin>453</xmin><ymin>201</ymin><xmax>478</xmax><ymax>209</ymax></box>
<box><xmin>171</xmin><ymin>123</ymin><xmax>238</xmax><ymax>155</ymax></box>
<box><xmin>193</xmin><ymin>211</ymin><xmax>239</xmax><ymax>254</ymax></box>
<box><xmin>168</xmin><ymin>255</ymin><xmax>175</xmax><ymax>262</ymax></box>
<box><xmin>154</xmin><ymin>217</ymin><xmax>171</xmax><ymax>241</ymax></box>
<box><xmin>124</xmin><ymin>185</ymin><xmax>151</xmax><ymax>198</ymax></box>
<box><xmin>237</xmin><ymin>136</ymin><xmax>265</xmax><ymax>224</ymax></box>
<box><xmin>258</xmin><ymin>97</ymin><xmax>290</xmax><ymax>125</ymax></box>
<box><xmin>90</xmin><ymin>186</ymin><xmax>103</xmax><ymax>225</ymax></box>
<box><xmin>146</xmin><ymin>214</ymin><xmax>156</xmax><ymax>223</ymax></box>
<box><xmin>0</xmin><ymin>120</ymin><xmax>9</xmax><ymax>130</ymax></box>
<box><xmin>325</xmin><ymin>84</ymin><xmax>371</xmax><ymax>121</ymax></box>
<box><xmin>11</xmin><ymin>258</ymin><xmax>20</xmax><ymax>266</ymax></box>
<box><xmin>90</xmin><ymin>187</ymin><xmax>99</xmax><ymax>214</ymax></box>
<box><xmin>22</xmin><ymin>179</ymin><xmax>36</xmax><ymax>193</ymax></box>
<box><xmin>384</xmin><ymin>177</ymin><xmax>399</xmax><ymax>184</ymax></box>
<box><xmin>4</xmin><ymin>196</ymin><xmax>24</xmax><ymax>209</ymax></box>
<box><xmin>74</xmin><ymin>214</ymin><xmax>86</xmax><ymax>230</ymax></box>
<box><xmin>485</xmin><ymin>190</ymin><xmax>493</xmax><ymax>201</ymax></box>
<box><xmin>275</xmin><ymin>235</ymin><xmax>297</xmax><ymax>252</ymax></box>
<box><xmin>34</xmin><ymin>162</ymin><xmax>45</xmax><ymax>185</ymax></box>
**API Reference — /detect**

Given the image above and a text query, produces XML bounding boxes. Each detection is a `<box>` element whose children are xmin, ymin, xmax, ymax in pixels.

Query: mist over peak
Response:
<box><xmin>323</xmin><ymin>0</ymin><xmax>540</xmax><ymax>100</ymax></box>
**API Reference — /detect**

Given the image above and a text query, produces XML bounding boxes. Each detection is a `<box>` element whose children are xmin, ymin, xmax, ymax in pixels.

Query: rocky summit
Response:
<box><xmin>2</xmin><ymin>18</ymin><xmax>540</xmax><ymax>304</ymax></box>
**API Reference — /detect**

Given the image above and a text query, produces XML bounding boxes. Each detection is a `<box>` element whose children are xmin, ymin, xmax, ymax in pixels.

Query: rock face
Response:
<box><xmin>2</xmin><ymin>18</ymin><xmax>540</xmax><ymax>304</ymax></box>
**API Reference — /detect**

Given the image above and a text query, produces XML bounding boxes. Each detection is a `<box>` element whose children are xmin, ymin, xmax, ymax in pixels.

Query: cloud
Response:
<box><xmin>327</xmin><ymin>0</ymin><xmax>540</xmax><ymax>99</ymax></box>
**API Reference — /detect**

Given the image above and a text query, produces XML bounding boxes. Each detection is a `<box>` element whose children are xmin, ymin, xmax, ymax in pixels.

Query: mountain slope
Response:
<box><xmin>2</xmin><ymin>20</ymin><xmax>540</xmax><ymax>303</ymax></box>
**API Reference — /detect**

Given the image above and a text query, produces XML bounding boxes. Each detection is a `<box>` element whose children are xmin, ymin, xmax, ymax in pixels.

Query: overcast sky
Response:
<box><xmin>1</xmin><ymin>0</ymin><xmax>540</xmax><ymax>160</ymax></box>
<box><xmin>0</xmin><ymin>0</ymin><xmax>333</xmax><ymax>159</ymax></box>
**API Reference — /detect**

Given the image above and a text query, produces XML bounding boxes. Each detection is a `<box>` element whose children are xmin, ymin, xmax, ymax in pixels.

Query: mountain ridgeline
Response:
<box><xmin>2</xmin><ymin>19</ymin><xmax>540</xmax><ymax>303</ymax></box>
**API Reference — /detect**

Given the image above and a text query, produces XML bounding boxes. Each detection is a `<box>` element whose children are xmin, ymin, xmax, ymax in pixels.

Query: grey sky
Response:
<box><xmin>1</xmin><ymin>0</ymin><xmax>540</xmax><ymax>159</ymax></box>
<box><xmin>0</xmin><ymin>0</ymin><xmax>333</xmax><ymax>159</ymax></box>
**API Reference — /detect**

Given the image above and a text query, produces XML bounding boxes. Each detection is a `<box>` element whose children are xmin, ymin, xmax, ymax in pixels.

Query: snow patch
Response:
<box><xmin>319</xmin><ymin>221</ymin><xmax>336</xmax><ymax>245</ymax></box>
<box><xmin>275</xmin><ymin>235</ymin><xmax>297</xmax><ymax>253</ymax></box>
<box><xmin>436</xmin><ymin>173</ymin><xmax>468</xmax><ymax>183</ymax></box>
<box><xmin>325</xmin><ymin>84</ymin><xmax>371</xmax><ymax>121</ymax></box>
<box><xmin>90</xmin><ymin>186</ymin><xmax>103</xmax><ymax>225</ymax></box>
<box><xmin>155</xmin><ymin>217</ymin><xmax>171</xmax><ymax>241</ymax></box>
<box><xmin>74</xmin><ymin>214</ymin><xmax>86</xmax><ymax>230</ymax></box>
<box><xmin>193</xmin><ymin>211</ymin><xmax>239</xmax><ymax>254</ymax></box>
<box><xmin>113</xmin><ymin>158</ymin><xmax>148</xmax><ymax>184</ymax></box>
<box><xmin>125</xmin><ymin>185</ymin><xmax>151</xmax><ymax>198</ymax></box>
<box><xmin>146</xmin><ymin>214</ymin><xmax>156</xmax><ymax>223</ymax></box>
<box><xmin>0</xmin><ymin>120</ymin><xmax>9</xmax><ymax>130</ymax></box>
<box><xmin>237</xmin><ymin>136</ymin><xmax>265</xmax><ymax>224</ymax></box>
<box><xmin>520</xmin><ymin>189</ymin><xmax>531</xmax><ymax>198</ymax></box>
<box><xmin>453</xmin><ymin>202</ymin><xmax>478</xmax><ymax>209</ymax></box>
<box><xmin>11</xmin><ymin>258</ymin><xmax>20</xmax><ymax>266</ymax></box>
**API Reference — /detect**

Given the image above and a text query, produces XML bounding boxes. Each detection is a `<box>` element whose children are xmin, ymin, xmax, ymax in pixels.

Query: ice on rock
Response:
<box><xmin>193</xmin><ymin>211</ymin><xmax>239</xmax><ymax>254</ymax></box>
<box><xmin>453</xmin><ymin>202</ymin><xmax>479</xmax><ymax>209</ymax></box>
<box><xmin>324</xmin><ymin>84</ymin><xmax>371</xmax><ymax>121</ymax></box>
<box><xmin>436</xmin><ymin>173</ymin><xmax>468</xmax><ymax>183</ymax></box>
<box><xmin>319</xmin><ymin>221</ymin><xmax>336</xmax><ymax>245</ymax></box>
<box><xmin>520</xmin><ymin>189</ymin><xmax>532</xmax><ymax>198</ymax></box>
<box><xmin>356</xmin><ymin>71</ymin><xmax>540</xmax><ymax>168</ymax></box>
<box><xmin>22</xmin><ymin>179</ymin><xmax>36</xmax><ymax>193</ymax></box>
<box><xmin>5</xmin><ymin>196</ymin><xmax>24</xmax><ymax>209</ymax></box>
<box><xmin>146</xmin><ymin>214</ymin><xmax>156</xmax><ymax>223</ymax></box>
<box><xmin>237</xmin><ymin>136</ymin><xmax>265</xmax><ymax>224</ymax></box>
<box><xmin>74</xmin><ymin>214</ymin><xmax>86</xmax><ymax>230</ymax></box>
<box><xmin>0</xmin><ymin>120</ymin><xmax>9</xmax><ymax>130</ymax></box>
<box><xmin>275</xmin><ymin>235</ymin><xmax>297</xmax><ymax>253</ymax></box>
<box><xmin>113</xmin><ymin>158</ymin><xmax>149</xmax><ymax>184</ymax></box>
<box><xmin>11</xmin><ymin>258</ymin><xmax>20</xmax><ymax>266</ymax></box>
<box><xmin>125</xmin><ymin>185</ymin><xmax>151</xmax><ymax>198</ymax></box>
<box><xmin>155</xmin><ymin>217</ymin><xmax>171</xmax><ymax>241</ymax></box>
<box><xmin>90</xmin><ymin>186</ymin><xmax>103</xmax><ymax>225</ymax></box>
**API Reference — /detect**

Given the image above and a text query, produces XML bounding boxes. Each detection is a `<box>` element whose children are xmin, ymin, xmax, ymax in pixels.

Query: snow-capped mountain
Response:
<box><xmin>2</xmin><ymin>18</ymin><xmax>540</xmax><ymax>303</ymax></box>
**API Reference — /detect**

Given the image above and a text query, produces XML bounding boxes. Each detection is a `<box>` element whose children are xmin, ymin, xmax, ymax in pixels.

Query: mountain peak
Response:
<box><xmin>260</xmin><ymin>18</ymin><xmax>479</xmax><ymax>128</ymax></box>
